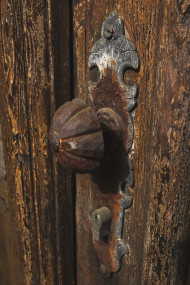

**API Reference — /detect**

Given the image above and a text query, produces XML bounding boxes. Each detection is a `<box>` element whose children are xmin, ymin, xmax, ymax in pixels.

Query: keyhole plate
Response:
<box><xmin>88</xmin><ymin>12</ymin><xmax>139</xmax><ymax>276</ymax></box>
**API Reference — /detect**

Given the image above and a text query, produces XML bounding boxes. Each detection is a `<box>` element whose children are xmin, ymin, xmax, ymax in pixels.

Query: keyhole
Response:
<box><xmin>124</xmin><ymin>67</ymin><xmax>139</xmax><ymax>86</ymax></box>
<box><xmin>89</xmin><ymin>66</ymin><xmax>100</xmax><ymax>82</ymax></box>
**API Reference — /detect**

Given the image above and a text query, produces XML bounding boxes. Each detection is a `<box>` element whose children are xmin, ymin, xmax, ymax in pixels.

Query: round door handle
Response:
<box><xmin>49</xmin><ymin>12</ymin><xmax>139</xmax><ymax>276</ymax></box>
<box><xmin>49</xmin><ymin>98</ymin><xmax>104</xmax><ymax>173</ymax></box>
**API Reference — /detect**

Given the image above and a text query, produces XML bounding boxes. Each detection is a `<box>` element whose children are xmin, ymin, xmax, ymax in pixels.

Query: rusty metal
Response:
<box><xmin>104</xmin><ymin>24</ymin><xmax>113</xmax><ymax>39</ymax></box>
<box><xmin>49</xmin><ymin>11</ymin><xmax>139</xmax><ymax>277</ymax></box>
<box><xmin>88</xmin><ymin>11</ymin><xmax>139</xmax><ymax>276</ymax></box>
<box><xmin>49</xmin><ymin>98</ymin><xmax>104</xmax><ymax>173</ymax></box>
<box><xmin>91</xmin><ymin>207</ymin><xmax>112</xmax><ymax>241</ymax></box>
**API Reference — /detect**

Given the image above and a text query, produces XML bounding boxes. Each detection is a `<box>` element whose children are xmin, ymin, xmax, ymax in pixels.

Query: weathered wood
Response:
<box><xmin>0</xmin><ymin>127</ymin><xmax>11</xmax><ymax>285</ymax></box>
<box><xmin>73</xmin><ymin>1</ymin><xmax>190</xmax><ymax>284</ymax></box>
<box><xmin>0</xmin><ymin>1</ymin><xmax>75</xmax><ymax>284</ymax></box>
<box><xmin>0</xmin><ymin>1</ymin><xmax>189</xmax><ymax>284</ymax></box>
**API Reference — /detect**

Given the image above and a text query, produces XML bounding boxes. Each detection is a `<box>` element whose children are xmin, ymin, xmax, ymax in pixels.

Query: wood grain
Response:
<box><xmin>73</xmin><ymin>1</ymin><xmax>190</xmax><ymax>284</ymax></box>
<box><xmin>0</xmin><ymin>1</ymin><xmax>189</xmax><ymax>284</ymax></box>
<box><xmin>0</xmin><ymin>126</ymin><xmax>11</xmax><ymax>285</ymax></box>
<box><xmin>0</xmin><ymin>1</ymin><xmax>75</xmax><ymax>284</ymax></box>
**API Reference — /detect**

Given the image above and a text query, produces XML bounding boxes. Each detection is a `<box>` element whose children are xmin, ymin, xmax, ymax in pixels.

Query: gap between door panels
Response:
<box><xmin>50</xmin><ymin>0</ymin><xmax>77</xmax><ymax>284</ymax></box>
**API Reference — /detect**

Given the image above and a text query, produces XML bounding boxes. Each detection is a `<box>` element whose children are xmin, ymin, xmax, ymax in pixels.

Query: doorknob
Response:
<box><xmin>49</xmin><ymin>98</ymin><xmax>128</xmax><ymax>173</ymax></box>
<box><xmin>49</xmin><ymin>12</ymin><xmax>139</xmax><ymax>277</ymax></box>
<box><xmin>49</xmin><ymin>98</ymin><xmax>104</xmax><ymax>173</ymax></box>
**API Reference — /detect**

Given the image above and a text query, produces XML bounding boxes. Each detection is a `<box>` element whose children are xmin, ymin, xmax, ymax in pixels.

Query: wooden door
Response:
<box><xmin>0</xmin><ymin>1</ymin><xmax>189</xmax><ymax>284</ymax></box>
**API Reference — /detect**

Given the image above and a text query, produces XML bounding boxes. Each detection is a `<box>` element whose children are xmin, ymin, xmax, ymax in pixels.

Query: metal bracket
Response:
<box><xmin>49</xmin><ymin>11</ymin><xmax>139</xmax><ymax>278</ymax></box>
<box><xmin>88</xmin><ymin>12</ymin><xmax>139</xmax><ymax>277</ymax></box>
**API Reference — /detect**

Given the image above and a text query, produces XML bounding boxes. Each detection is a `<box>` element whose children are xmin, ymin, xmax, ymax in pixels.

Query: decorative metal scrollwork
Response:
<box><xmin>49</xmin><ymin>11</ymin><xmax>139</xmax><ymax>277</ymax></box>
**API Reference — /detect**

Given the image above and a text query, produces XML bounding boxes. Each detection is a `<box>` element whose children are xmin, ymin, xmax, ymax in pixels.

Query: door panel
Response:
<box><xmin>0</xmin><ymin>0</ymin><xmax>189</xmax><ymax>284</ymax></box>
<box><xmin>73</xmin><ymin>1</ymin><xmax>190</xmax><ymax>284</ymax></box>
<box><xmin>0</xmin><ymin>1</ymin><xmax>75</xmax><ymax>284</ymax></box>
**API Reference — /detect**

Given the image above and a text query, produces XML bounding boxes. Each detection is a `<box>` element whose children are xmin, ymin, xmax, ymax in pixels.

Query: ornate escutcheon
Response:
<box><xmin>49</xmin><ymin>12</ymin><xmax>139</xmax><ymax>277</ymax></box>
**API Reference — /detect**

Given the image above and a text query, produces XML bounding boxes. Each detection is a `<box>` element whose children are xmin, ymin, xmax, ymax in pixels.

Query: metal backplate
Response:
<box><xmin>88</xmin><ymin>12</ymin><xmax>139</xmax><ymax>277</ymax></box>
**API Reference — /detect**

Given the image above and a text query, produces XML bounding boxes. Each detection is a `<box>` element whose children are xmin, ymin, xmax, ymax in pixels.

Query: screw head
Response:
<box><xmin>104</xmin><ymin>24</ymin><xmax>113</xmax><ymax>39</ymax></box>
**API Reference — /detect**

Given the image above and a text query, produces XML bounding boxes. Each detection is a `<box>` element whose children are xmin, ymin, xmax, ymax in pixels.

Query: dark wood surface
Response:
<box><xmin>73</xmin><ymin>1</ymin><xmax>190</xmax><ymax>284</ymax></box>
<box><xmin>0</xmin><ymin>0</ymin><xmax>189</xmax><ymax>284</ymax></box>
<box><xmin>0</xmin><ymin>127</ymin><xmax>11</xmax><ymax>285</ymax></box>
<box><xmin>0</xmin><ymin>1</ymin><xmax>75</xmax><ymax>284</ymax></box>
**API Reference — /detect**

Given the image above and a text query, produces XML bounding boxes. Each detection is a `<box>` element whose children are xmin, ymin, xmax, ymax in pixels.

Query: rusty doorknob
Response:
<box><xmin>49</xmin><ymin>98</ymin><xmax>124</xmax><ymax>173</ymax></box>
<box><xmin>49</xmin><ymin>98</ymin><xmax>104</xmax><ymax>173</ymax></box>
<box><xmin>48</xmin><ymin>13</ymin><xmax>139</xmax><ymax>275</ymax></box>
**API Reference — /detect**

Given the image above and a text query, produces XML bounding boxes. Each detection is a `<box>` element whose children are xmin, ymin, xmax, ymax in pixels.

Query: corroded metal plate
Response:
<box><xmin>88</xmin><ymin>12</ymin><xmax>139</xmax><ymax>276</ymax></box>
